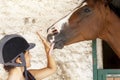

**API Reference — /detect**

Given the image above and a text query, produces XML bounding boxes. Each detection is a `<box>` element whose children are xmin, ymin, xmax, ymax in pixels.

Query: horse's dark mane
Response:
<box><xmin>108</xmin><ymin>0</ymin><xmax>120</xmax><ymax>17</ymax></box>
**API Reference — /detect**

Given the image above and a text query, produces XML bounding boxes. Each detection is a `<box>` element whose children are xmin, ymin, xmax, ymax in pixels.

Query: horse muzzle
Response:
<box><xmin>47</xmin><ymin>28</ymin><xmax>66</xmax><ymax>49</ymax></box>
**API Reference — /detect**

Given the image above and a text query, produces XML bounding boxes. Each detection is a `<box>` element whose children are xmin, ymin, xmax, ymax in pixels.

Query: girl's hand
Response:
<box><xmin>36</xmin><ymin>31</ymin><xmax>50</xmax><ymax>53</ymax></box>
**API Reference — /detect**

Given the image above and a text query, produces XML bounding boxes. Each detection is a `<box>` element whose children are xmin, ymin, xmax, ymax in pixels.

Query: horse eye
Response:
<box><xmin>84</xmin><ymin>8</ymin><xmax>91</xmax><ymax>13</ymax></box>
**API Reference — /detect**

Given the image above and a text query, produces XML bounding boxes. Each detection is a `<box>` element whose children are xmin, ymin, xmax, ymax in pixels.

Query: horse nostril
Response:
<box><xmin>52</xmin><ymin>29</ymin><xmax>58</xmax><ymax>35</ymax></box>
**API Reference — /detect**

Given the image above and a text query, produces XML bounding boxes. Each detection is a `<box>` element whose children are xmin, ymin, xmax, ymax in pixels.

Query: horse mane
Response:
<box><xmin>108</xmin><ymin>0</ymin><xmax>120</xmax><ymax>17</ymax></box>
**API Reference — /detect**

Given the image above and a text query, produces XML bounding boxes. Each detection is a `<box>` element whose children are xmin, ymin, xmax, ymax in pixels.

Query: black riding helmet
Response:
<box><xmin>0</xmin><ymin>34</ymin><xmax>35</xmax><ymax>80</ymax></box>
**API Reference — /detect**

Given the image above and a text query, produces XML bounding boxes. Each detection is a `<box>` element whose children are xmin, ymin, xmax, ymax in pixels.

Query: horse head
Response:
<box><xmin>47</xmin><ymin>0</ymin><xmax>120</xmax><ymax>49</ymax></box>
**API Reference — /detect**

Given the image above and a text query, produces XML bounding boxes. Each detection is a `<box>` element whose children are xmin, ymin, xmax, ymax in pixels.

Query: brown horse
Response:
<box><xmin>47</xmin><ymin>0</ymin><xmax>120</xmax><ymax>57</ymax></box>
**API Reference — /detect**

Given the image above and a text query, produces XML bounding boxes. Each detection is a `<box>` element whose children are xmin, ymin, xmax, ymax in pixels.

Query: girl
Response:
<box><xmin>0</xmin><ymin>32</ymin><xmax>56</xmax><ymax>80</ymax></box>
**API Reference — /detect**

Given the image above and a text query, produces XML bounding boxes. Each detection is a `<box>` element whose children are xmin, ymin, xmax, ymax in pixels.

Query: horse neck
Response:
<box><xmin>99</xmin><ymin>12</ymin><xmax>120</xmax><ymax>57</ymax></box>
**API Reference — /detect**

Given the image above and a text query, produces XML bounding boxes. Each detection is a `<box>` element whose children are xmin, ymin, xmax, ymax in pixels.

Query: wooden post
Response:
<box><xmin>92</xmin><ymin>39</ymin><xmax>120</xmax><ymax>80</ymax></box>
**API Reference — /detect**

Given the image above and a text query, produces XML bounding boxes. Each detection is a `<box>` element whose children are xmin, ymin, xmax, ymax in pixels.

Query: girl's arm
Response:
<box><xmin>29</xmin><ymin>32</ymin><xmax>57</xmax><ymax>80</ymax></box>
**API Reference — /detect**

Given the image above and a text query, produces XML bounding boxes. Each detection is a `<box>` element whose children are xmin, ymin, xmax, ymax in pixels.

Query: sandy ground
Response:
<box><xmin>0</xmin><ymin>0</ymin><xmax>93</xmax><ymax>80</ymax></box>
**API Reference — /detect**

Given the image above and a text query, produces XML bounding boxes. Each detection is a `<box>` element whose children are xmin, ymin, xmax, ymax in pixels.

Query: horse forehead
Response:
<box><xmin>48</xmin><ymin>2</ymin><xmax>88</xmax><ymax>31</ymax></box>
<box><xmin>68</xmin><ymin>2</ymin><xmax>88</xmax><ymax>23</ymax></box>
<box><xmin>58</xmin><ymin>2</ymin><xmax>88</xmax><ymax>25</ymax></box>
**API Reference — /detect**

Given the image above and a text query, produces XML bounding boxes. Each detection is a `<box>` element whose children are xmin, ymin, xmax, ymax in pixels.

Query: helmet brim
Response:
<box><xmin>27</xmin><ymin>43</ymin><xmax>35</xmax><ymax>51</ymax></box>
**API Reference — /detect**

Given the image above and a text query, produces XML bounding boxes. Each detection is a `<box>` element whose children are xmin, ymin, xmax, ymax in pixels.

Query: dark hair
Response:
<box><xmin>4</xmin><ymin>65</ymin><xmax>15</xmax><ymax>72</ymax></box>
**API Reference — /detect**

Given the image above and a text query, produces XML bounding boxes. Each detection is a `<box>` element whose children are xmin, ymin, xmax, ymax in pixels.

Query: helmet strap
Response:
<box><xmin>20</xmin><ymin>53</ymin><xmax>28</xmax><ymax>80</ymax></box>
